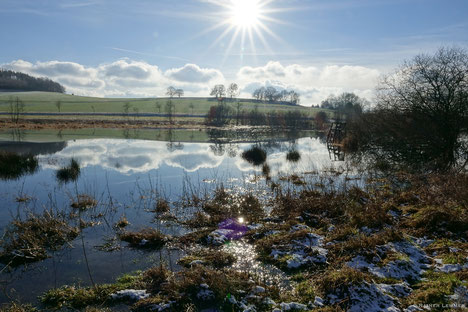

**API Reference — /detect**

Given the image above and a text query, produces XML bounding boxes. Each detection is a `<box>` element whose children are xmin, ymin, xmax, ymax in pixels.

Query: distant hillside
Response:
<box><xmin>0</xmin><ymin>69</ymin><xmax>65</xmax><ymax>93</ymax></box>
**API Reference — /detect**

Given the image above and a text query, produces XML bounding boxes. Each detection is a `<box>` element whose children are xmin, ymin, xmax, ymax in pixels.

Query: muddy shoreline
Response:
<box><xmin>0</xmin><ymin>118</ymin><xmax>207</xmax><ymax>130</ymax></box>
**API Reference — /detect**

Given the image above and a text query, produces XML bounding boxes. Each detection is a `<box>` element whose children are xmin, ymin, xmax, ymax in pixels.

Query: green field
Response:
<box><xmin>0</xmin><ymin>128</ymin><xmax>317</xmax><ymax>143</ymax></box>
<box><xmin>0</xmin><ymin>91</ymin><xmax>325</xmax><ymax>117</ymax></box>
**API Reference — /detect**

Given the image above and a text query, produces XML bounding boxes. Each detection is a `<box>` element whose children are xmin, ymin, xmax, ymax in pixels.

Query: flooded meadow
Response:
<box><xmin>0</xmin><ymin>128</ymin><xmax>348</xmax><ymax>305</ymax></box>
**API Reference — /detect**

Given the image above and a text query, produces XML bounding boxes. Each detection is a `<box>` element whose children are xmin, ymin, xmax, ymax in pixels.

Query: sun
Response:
<box><xmin>195</xmin><ymin>0</ymin><xmax>289</xmax><ymax>63</ymax></box>
<box><xmin>229</xmin><ymin>0</ymin><xmax>260</xmax><ymax>28</ymax></box>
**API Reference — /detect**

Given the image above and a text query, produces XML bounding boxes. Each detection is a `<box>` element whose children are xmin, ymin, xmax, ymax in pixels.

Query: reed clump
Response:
<box><xmin>0</xmin><ymin>210</ymin><xmax>79</xmax><ymax>267</ymax></box>
<box><xmin>56</xmin><ymin>158</ymin><xmax>80</xmax><ymax>183</ymax></box>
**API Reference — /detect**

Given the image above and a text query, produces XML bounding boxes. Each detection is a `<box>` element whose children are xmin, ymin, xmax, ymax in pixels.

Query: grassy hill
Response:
<box><xmin>0</xmin><ymin>91</ymin><xmax>324</xmax><ymax>117</ymax></box>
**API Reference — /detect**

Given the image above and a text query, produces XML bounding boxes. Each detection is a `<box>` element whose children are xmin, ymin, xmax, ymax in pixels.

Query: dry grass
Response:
<box><xmin>119</xmin><ymin>228</ymin><xmax>166</xmax><ymax>249</ymax></box>
<box><xmin>56</xmin><ymin>158</ymin><xmax>80</xmax><ymax>183</ymax></box>
<box><xmin>178</xmin><ymin>249</ymin><xmax>236</xmax><ymax>268</ymax></box>
<box><xmin>154</xmin><ymin>198</ymin><xmax>170</xmax><ymax>214</ymax></box>
<box><xmin>71</xmin><ymin>194</ymin><xmax>98</xmax><ymax>210</ymax></box>
<box><xmin>183</xmin><ymin>189</ymin><xmax>265</xmax><ymax>228</ymax></box>
<box><xmin>0</xmin><ymin>210</ymin><xmax>79</xmax><ymax>267</ymax></box>
<box><xmin>0</xmin><ymin>303</ymin><xmax>37</xmax><ymax>312</ymax></box>
<box><xmin>139</xmin><ymin>265</ymin><xmax>170</xmax><ymax>295</ymax></box>
<box><xmin>403</xmin><ymin>205</ymin><xmax>468</xmax><ymax>237</ymax></box>
<box><xmin>315</xmin><ymin>266</ymin><xmax>372</xmax><ymax>297</ymax></box>
<box><xmin>115</xmin><ymin>215</ymin><xmax>129</xmax><ymax>228</ymax></box>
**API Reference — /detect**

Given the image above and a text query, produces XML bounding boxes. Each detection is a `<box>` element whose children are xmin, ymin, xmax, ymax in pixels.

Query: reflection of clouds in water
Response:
<box><xmin>166</xmin><ymin>153</ymin><xmax>223</xmax><ymax>172</ymax></box>
<box><xmin>39</xmin><ymin>139</ymin><xmax>223</xmax><ymax>174</ymax></box>
<box><xmin>268</xmin><ymin>137</ymin><xmax>341</xmax><ymax>175</ymax></box>
<box><xmin>235</xmin><ymin>138</ymin><xmax>344</xmax><ymax>176</ymax></box>
<box><xmin>37</xmin><ymin>137</ymin><xmax>342</xmax><ymax>175</ymax></box>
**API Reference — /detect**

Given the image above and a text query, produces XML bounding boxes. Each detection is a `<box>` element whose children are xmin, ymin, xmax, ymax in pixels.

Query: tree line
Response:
<box><xmin>252</xmin><ymin>86</ymin><xmax>300</xmax><ymax>105</ymax></box>
<box><xmin>0</xmin><ymin>69</ymin><xmax>65</xmax><ymax>93</ymax></box>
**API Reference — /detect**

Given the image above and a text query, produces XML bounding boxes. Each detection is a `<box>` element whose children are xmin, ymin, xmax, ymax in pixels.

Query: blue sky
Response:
<box><xmin>1</xmin><ymin>0</ymin><xmax>467</xmax><ymax>105</ymax></box>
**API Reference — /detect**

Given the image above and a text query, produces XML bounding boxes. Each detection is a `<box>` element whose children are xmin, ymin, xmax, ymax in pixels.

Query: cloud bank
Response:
<box><xmin>2</xmin><ymin>59</ymin><xmax>381</xmax><ymax>105</ymax></box>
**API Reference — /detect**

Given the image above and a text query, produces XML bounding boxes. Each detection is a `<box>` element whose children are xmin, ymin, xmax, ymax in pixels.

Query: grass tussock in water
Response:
<box><xmin>56</xmin><ymin>158</ymin><xmax>80</xmax><ymax>183</ymax></box>
<box><xmin>0</xmin><ymin>152</ymin><xmax>38</xmax><ymax>180</ymax></box>
<box><xmin>0</xmin><ymin>210</ymin><xmax>79</xmax><ymax>267</ymax></box>
<box><xmin>178</xmin><ymin>249</ymin><xmax>236</xmax><ymax>269</ymax></box>
<box><xmin>0</xmin><ymin>302</ymin><xmax>38</xmax><ymax>312</ymax></box>
<box><xmin>71</xmin><ymin>194</ymin><xmax>98</xmax><ymax>210</ymax></box>
<box><xmin>40</xmin><ymin>272</ymin><xmax>142</xmax><ymax>310</ymax></box>
<box><xmin>119</xmin><ymin>228</ymin><xmax>167</xmax><ymax>249</ymax></box>
<box><xmin>286</xmin><ymin>150</ymin><xmax>301</xmax><ymax>162</ymax></box>
<box><xmin>183</xmin><ymin>187</ymin><xmax>265</xmax><ymax>229</ymax></box>
<box><xmin>241</xmin><ymin>146</ymin><xmax>267</xmax><ymax>166</ymax></box>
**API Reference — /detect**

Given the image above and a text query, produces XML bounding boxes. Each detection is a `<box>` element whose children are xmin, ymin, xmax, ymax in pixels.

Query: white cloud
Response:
<box><xmin>236</xmin><ymin>61</ymin><xmax>380</xmax><ymax>105</ymax></box>
<box><xmin>2</xmin><ymin>59</ymin><xmax>380</xmax><ymax>105</ymax></box>
<box><xmin>165</xmin><ymin>63</ymin><xmax>224</xmax><ymax>84</ymax></box>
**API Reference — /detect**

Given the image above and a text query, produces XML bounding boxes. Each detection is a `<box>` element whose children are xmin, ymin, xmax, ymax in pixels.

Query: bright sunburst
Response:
<box><xmin>198</xmin><ymin>0</ymin><xmax>287</xmax><ymax>63</ymax></box>
<box><xmin>229</xmin><ymin>0</ymin><xmax>260</xmax><ymax>28</ymax></box>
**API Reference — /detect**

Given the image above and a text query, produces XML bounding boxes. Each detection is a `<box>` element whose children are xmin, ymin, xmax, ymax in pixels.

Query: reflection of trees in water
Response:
<box><xmin>9</xmin><ymin>128</ymin><xmax>26</xmax><ymax>142</ymax></box>
<box><xmin>122</xmin><ymin>129</ymin><xmax>141</xmax><ymax>140</ymax></box>
<box><xmin>0</xmin><ymin>152</ymin><xmax>38</xmax><ymax>180</ymax></box>
<box><xmin>227</xmin><ymin>144</ymin><xmax>238</xmax><ymax>158</ymax></box>
<box><xmin>165</xmin><ymin>129</ymin><xmax>184</xmax><ymax>152</ymax></box>
<box><xmin>0</xmin><ymin>141</ymin><xmax>67</xmax><ymax>156</ymax></box>
<box><xmin>210</xmin><ymin>143</ymin><xmax>225</xmax><ymax>156</ymax></box>
<box><xmin>122</xmin><ymin>129</ymin><xmax>130</xmax><ymax>139</ymax></box>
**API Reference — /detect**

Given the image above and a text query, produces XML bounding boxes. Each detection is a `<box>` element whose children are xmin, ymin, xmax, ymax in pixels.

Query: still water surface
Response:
<box><xmin>0</xmin><ymin>129</ymin><xmax>346</xmax><ymax>304</ymax></box>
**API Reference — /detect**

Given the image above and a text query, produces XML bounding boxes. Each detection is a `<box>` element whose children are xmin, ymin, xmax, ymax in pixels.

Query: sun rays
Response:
<box><xmin>198</xmin><ymin>0</ymin><xmax>288</xmax><ymax>64</ymax></box>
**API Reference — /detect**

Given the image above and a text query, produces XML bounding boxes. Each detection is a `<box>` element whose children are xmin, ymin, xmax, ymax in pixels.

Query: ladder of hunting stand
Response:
<box><xmin>327</xmin><ymin>121</ymin><xmax>346</xmax><ymax>147</ymax></box>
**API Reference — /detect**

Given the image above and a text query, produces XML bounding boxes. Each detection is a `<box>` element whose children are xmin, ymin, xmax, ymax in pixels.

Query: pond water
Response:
<box><xmin>0</xmin><ymin>128</ymin><xmax>348</xmax><ymax>304</ymax></box>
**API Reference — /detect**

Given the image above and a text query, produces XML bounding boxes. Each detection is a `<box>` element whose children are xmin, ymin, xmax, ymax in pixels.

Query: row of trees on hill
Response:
<box><xmin>209</xmin><ymin>84</ymin><xmax>301</xmax><ymax>105</ymax></box>
<box><xmin>0</xmin><ymin>69</ymin><xmax>65</xmax><ymax>93</ymax></box>
<box><xmin>210</xmin><ymin>83</ymin><xmax>239</xmax><ymax>99</ymax></box>
<box><xmin>166</xmin><ymin>86</ymin><xmax>184</xmax><ymax>98</ymax></box>
<box><xmin>252</xmin><ymin>87</ymin><xmax>300</xmax><ymax>105</ymax></box>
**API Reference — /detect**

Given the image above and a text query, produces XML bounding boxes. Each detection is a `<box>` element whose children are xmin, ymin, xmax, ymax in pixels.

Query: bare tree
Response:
<box><xmin>123</xmin><ymin>102</ymin><xmax>131</xmax><ymax>121</ymax></box>
<box><xmin>155</xmin><ymin>102</ymin><xmax>162</xmax><ymax>113</ymax></box>
<box><xmin>352</xmin><ymin>47</ymin><xmax>468</xmax><ymax>170</ymax></box>
<box><xmin>166</xmin><ymin>86</ymin><xmax>176</xmax><ymax>98</ymax></box>
<box><xmin>175</xmin><ymin>89</ymin><xmax>184</xmax><ymax>98</ymax></box>
<box><xmin>55</xmin><ymin>100</ymin><xmax>62</xmax><ymax>113</ymax></box>
<box><xmin>227</xmin><ymin>83</ymin><xmax>239</xmax><ymax>99</ymax></box>
<box><xmin>264</xmin><ymin>86</ymin><xmax>277</xmax><ymax>102</ymax></box>
<box><xmin>165</xmin><ymin>99</ymin><xmax>175</xmax><ymax>124</ymax></box>
<box><xmin>253</xmin><ymin>87</ymin><xmax>265</xmax><ymax>101</ymax></box>
<box><xmin>210</xmin><ymin>84</ymin><xmax>226</xmax><ymax>99</ymax></box>
<box><xmin>9</xmin><ymin>96</ymin><xmax>25</xmax><ymax>123</ymax></box>
<box><xmin>235</xmin><ymin>101</ymin><xmax>243</xmax><ymax>126</ymax></box>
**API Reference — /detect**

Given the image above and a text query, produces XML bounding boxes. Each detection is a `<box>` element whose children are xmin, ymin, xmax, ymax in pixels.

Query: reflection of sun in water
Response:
<box><xmin>200</xmin><ymin>0</ymin><xmax>287</xmax><ymax>62</ymax></box>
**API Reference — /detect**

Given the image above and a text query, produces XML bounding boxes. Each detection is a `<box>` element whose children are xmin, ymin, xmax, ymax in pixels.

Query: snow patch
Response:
<box><xmin>270</xmin><ymin>232</ymin><xmax>327</xmax><ymax>269</ymax></box>
<box><xmin>110</xmin><ymin>289</ymin><xmax>150</xmax><ymax>301</ymax></box>
<box><xmin>347</xmin><ymin>241</ymin><xmax>430</xmax><ymax>281</ymax></box>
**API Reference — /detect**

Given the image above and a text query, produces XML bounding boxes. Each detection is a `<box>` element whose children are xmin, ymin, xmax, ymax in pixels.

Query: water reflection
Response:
<box><xmin>0</xmin><ymin>132</ymin><xmax>347</xmax><ymax>304</ymax></box>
